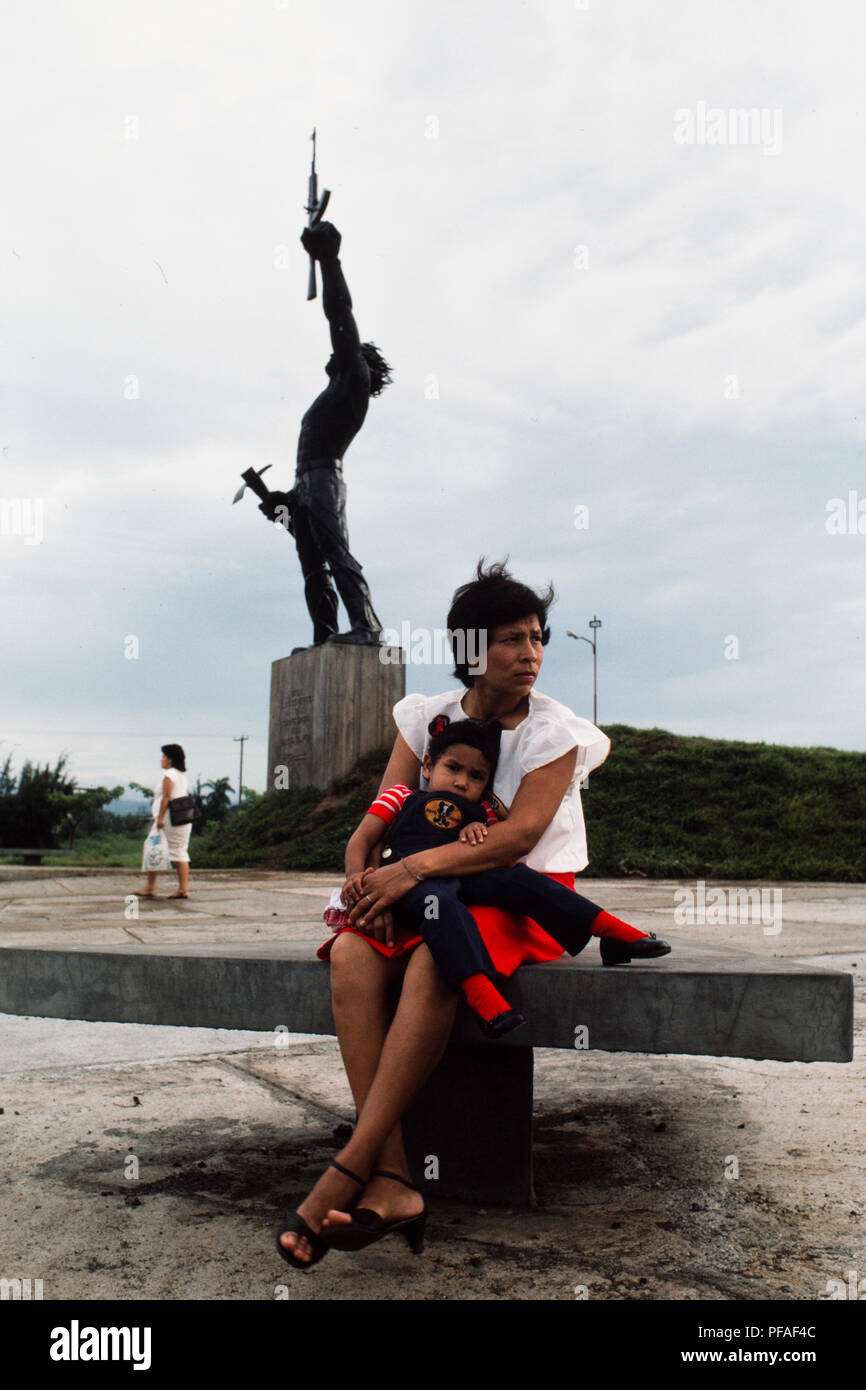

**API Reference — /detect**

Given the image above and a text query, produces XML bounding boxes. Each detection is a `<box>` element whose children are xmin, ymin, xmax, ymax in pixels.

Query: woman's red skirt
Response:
<box><xmin>315</xmin><ymin>871</ymin><xmax>574</xmax><ymax>977</ymax></box>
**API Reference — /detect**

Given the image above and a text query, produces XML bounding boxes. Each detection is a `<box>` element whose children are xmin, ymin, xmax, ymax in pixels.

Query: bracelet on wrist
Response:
<box><xmin>402</xmin><ymin>857</ymin><xmax>423</xmax><ymax>883</ymax></box>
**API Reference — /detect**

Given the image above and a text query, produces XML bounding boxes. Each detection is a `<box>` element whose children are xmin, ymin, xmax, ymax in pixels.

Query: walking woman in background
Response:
<box><xmin>141</xmin><ymin>744</ymin><xmax>192</xmax><ymax>900</ymax></box>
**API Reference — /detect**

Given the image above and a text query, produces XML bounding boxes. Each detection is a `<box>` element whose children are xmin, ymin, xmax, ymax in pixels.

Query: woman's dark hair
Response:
<box><xmin>361</xmin><ymin>342</ymin><xmax>393</xmax><ymax>396</ymax></box>
<box><xmin>446</xmin><ymin>558</ymin><xmax>554</xmax><ymax>688</ymax></box>
<box><xmin>426</xmin><ymin>716</ymin><xmax>502</xmax><ymax>790</ymax></box>
<box><xmin>161</xmin><ymin>743</ymin><xmax>186</xmax><ymax>772</ymax></box>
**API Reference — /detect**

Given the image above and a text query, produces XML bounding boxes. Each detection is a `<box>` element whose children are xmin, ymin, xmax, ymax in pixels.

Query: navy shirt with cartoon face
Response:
<box><xmin>380</xmin><ymin>791</ymin><xmax>489</xmax><ymax>862</ymax></box>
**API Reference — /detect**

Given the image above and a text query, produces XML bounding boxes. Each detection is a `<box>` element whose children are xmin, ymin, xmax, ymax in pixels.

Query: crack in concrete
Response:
<box><xmin>212</xmin><ymin>1056</ymin><xmax>350</xmax><ymax>1124</ymax></box>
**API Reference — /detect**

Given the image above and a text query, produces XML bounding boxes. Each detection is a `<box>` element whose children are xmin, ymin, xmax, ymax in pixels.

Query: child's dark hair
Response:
<box><xmin>161</xmin><ymin>743</ymin><xmax>186</xmax><ymax>772</ymax></box>
<box><xmin>426</xmin><ymin>715</ymin><xmax>502</xmax><ymax>788</ymax></box>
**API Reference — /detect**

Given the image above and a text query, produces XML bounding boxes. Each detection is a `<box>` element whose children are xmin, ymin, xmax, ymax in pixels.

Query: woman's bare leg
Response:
<box><xmin>324</xmin><ymin>941</ymin><xmax>459</xmax><ymax>1232</ymax></box>
<box><xmin>172</xmin><ymin>861</ymin><xmax>189</xmax><ymax>895</ymax></box>
<box><xmin>279</xmin><ymin>931</ymin><xmax>405</xmax><ymax>1261</ymax></box>
<box><xmin>280</xmin><ymin>941</ymin><xmax>458</xmax><ymax>1262</ymax></box>
<box><xmin>142</xmin><ymin>871</ymin><xmax>158</xmax><ymax>895</ymax></box>
<box><xmin>337</xmin><ymin>939</ymin><xmax>456</xmax><ymax>1149</ymax></box>
<box><xmin>329</xmin><ymin>932</ymin><xmax>407</xmax><ymax>1170</ymax></box>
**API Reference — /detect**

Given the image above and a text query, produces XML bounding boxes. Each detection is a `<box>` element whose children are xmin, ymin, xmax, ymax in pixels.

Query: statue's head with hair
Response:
<box><xmin>326</xmin><ymin>342</ymin><xmax>393</xmax><ymax>396</ymax></box>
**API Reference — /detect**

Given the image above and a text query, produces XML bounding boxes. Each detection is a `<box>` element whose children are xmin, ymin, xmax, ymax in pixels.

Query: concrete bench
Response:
<box><xmin>0</xmin><ymin>848</ymin><xmax>76</xmax><ymax>867</ymax></box>
<box><xmin>0</xmin><ymin>939</ymin><xmax>852</xmax><ymax>1204</ymax></box>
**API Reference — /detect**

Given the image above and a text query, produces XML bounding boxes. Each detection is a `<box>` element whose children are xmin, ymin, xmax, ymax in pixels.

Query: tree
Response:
<box><xmin>49</xmin><ymin>784</ymin><xmax>126</xmax><ymax>848</ymax></box>
<box><xmin>201</xmin><ymin>777</ymin><xmax>235</xmax><ymax>826</ymax></box>
<box><xmin>129</xmin><ymin>780</ymin><xmax>155</xmax><ymax>801</ymax></box>
<box><xmin>0</xmin><ymin>755</ymin><xmax>17</xmax><ymax>845</ymax></box>
<box><xmin>0</xmin><ymin>756</ymin><xmax>77</xmax><ymax>848</ymax></box>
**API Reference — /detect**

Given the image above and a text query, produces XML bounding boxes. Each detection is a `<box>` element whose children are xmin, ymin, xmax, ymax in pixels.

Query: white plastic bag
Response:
<box><xmin>142</xmin><ymin>826</ymin><xmax>171</xmax><ymax>873</ymax></box>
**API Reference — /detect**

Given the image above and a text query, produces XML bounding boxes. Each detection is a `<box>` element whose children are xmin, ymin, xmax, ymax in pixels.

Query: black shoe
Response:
<box><xmin>483</xmin><ymin>1008</ymin><xmax>527</xmax><ymax>1039</ymax></box>
<box><xmin>600</xmin><ymin>932</ymin><xmax>672</xmax><ymax>967</ymax></box>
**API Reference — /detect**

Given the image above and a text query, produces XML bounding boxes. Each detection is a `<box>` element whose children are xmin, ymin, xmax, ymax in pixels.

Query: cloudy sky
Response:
<box><xmin>3</xmin><ymin>0</ymin><xmax>865</xmax><ymax>796</ymax></box>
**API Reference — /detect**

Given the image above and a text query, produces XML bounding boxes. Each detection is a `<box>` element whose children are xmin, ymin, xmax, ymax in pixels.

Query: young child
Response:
<box><xmin>324</xmin><ymin>717</ymin><xmax>657</xmax><ymax>1037</ymax></box>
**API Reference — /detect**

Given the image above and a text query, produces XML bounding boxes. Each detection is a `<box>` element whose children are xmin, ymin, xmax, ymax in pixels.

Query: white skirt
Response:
<box><xmin>153</xmin><ymin>818</ymin><xmax>192</xmax><ymax>863</ymax></box>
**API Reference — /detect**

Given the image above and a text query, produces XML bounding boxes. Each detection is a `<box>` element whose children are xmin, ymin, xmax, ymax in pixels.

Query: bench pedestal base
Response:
<box><xmin>403</xmin><ymin>1043</ymin><xmax>535</xmax><ymax>1206</ymax></box>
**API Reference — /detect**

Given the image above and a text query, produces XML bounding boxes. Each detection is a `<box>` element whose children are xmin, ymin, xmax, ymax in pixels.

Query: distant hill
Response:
<box><xmin>106</xmin><ymin>797</ymin><xmax>152</xmax><ymax>818</ymax></box>
<box><xmin>192</xmin><ymin>726</ymin><xmax>866</xmax><ymax>881</ymax></box>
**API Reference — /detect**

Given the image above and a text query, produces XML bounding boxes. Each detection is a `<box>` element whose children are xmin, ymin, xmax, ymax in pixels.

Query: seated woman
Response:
<box><xmin>325</xmin><ymin>713</ymin><xmax>648</xmax><ymax>1038</ymax></box>
<box><xmin>277</xmin><ymin>559</ymin><xmax>667</xmax><ymax>1268</ymax></box>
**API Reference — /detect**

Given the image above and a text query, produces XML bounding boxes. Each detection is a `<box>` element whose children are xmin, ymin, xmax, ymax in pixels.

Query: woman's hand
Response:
<box><xmin>356</xmin><ymin>906</ymin><xmax>396</xmax><ymax>947</ymax></box>
<box><xmin>348</xmin><ymin>862</ymin><xmax>415</xmax><ymax>933</ymax></box>
<box><xmin>459</xmin><ymin>822</ymin><xmax>488</xmax><ymax>846</ymax></box>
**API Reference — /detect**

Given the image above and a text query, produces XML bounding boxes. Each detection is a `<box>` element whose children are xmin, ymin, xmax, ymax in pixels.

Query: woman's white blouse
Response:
<box><xmin>151</xmin><ymin>766</ymin><xmax>189</xmax><ymax>820</ymax></box>
<box><xmin>392</xmin><ymin>688</ymin><xmax>611</xmax><ymax>872</ymax></box>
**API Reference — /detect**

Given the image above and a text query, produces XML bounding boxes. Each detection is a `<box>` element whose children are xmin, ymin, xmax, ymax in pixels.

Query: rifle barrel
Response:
<box><xmin>306</xmin><ymin>128</ymin><xmax>320</xmax><ymax>298</ymax></box>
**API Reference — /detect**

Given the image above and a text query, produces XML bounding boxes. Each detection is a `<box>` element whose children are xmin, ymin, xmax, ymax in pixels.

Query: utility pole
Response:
<box><xmin>233</xmin><ymin>736</ymin><xmax>248</xmax><ymax>807</ymax></box>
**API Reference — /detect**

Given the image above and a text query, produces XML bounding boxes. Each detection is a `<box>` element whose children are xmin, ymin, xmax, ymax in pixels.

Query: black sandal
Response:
<box><xmin>323</xmin><ymin>1169</ymin><xmax>427</xmax><ymax>1254</ymax></box>
<box><xmin>275</xmin><ymin>1160</ymin><xmax>367</xmax><ymax>1270</ymax></box>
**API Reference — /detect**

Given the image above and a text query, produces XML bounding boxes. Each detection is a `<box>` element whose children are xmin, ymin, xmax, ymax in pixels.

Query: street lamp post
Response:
<box><xmin>567</xmin><ymin>617</ymin><xmax>603</xmax><ymax>725</ymax></box>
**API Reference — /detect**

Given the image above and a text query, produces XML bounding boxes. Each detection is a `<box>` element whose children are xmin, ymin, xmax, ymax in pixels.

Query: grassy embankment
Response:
<box><xmin>190</xmin><ymin>726</ymin><xmax>866</xmax><ymax>880</ymax></box>
<box><xmin>8</xmin><ymin>727</ymin><xmax>864</xmax><ymax>879</ymax></box>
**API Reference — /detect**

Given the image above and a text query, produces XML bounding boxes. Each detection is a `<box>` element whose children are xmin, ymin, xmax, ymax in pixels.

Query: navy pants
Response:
<box><xmin>393</xmin><ymin>864</ymin><xmax>601</xmax><ymax>990</ymax></box>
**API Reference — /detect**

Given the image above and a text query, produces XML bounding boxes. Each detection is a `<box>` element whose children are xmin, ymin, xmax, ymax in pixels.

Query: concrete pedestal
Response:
<box><xmin>267</xmin><ymin>643</ymin><xmax>405</xmax><ymax>791</ymax></box>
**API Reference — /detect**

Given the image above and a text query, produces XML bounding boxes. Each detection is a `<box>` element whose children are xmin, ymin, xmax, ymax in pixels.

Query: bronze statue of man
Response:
<box><xmin>259</xmin><ymin>220</ymin><xmax>392</xmax><ymax>646</ymax></box>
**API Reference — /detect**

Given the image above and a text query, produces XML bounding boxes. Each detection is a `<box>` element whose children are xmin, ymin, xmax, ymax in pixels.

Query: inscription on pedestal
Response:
<box><xmin>281</xmin><ymin>694</ymin><xmax>313</xmax><ymax>754</ymax></box>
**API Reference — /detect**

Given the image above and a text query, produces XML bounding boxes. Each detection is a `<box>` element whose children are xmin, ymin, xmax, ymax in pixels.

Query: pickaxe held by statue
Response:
<box><xmin>232</xmin><ymin>465</ymin><xmax>295</xmax><ymax>535</ymax></box>
<box><xmin>231</xmin><ymin>464</ymin><xmax>272</xmax><ymax>506</ymax></box>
